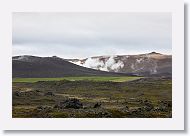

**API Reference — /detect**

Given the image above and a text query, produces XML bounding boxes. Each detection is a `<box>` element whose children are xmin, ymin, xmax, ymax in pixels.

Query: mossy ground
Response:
<box><xmin>12</xmin><ymin>77</ymin><xmax>172</xmax><ymax>118</ymax></box>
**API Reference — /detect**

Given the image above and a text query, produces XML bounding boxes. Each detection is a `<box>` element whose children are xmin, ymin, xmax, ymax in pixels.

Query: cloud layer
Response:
<box><xmin>12</xmin><ymin>13</ymin><xmax>172</xmax><ymax>58</ymax></box>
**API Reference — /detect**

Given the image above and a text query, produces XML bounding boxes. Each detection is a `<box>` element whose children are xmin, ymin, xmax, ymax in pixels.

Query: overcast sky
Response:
<box><xmin>12</xmin><ymin>12</ymin><xmax>172</xmax><ymax>59</ymax></box>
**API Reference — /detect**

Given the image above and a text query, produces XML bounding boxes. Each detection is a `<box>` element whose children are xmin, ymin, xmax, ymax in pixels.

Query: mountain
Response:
<box><xmin>12</xmin><ymin>55</ymin><xmax>128</xmax><ymax>78</ymax></box>
<box><xmin>67</xmin><ymin>52</ymin><xmax>172</xmax><ymax>76</ymax></box>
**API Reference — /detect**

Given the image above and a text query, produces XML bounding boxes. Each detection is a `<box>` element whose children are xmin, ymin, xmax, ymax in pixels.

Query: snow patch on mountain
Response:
<box><xmin>69</xmin><ymin>60</ymin><xmax>83</xmax><ymax>66</ymax></box>
<box><xmin>136</xmin><ymin>58</ymin><xmax>143</xmax><ymax>63</ymax></box>
<box><xmin>131</xmin><ymin>63</ymin><xmax>135</xmax><ymax>70</ymax></box>
<box><xmin>13</xmin><ymin>56</ymin><xmax>29</xmax><ymax>61</ymax></box>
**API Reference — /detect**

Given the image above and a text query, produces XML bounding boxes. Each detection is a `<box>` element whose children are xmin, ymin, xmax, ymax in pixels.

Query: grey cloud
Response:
<box><xmin>12</xmin><ymin>12</ymin><xmax>172</xmax><ymax>58</ymax></box>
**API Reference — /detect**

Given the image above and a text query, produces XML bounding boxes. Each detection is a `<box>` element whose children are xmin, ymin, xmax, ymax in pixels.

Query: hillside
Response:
<box><xmin>68</xmin><ymin>52</ymin><xmax>172</xmax><ymax>76</ymax></box>
<box><xmin>12</xmin><ymin>56</ymin><xmax>127</xmax><ymax>78</ymax></box>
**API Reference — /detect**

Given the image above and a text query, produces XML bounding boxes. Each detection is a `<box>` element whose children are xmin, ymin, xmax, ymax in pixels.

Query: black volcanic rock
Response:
<box><xmin>55</xmin><ymin>98</ymin><xmax>83</xmax><ymax>109</ymax></box>
<box><xmin>12</xmin><ymin>55</ymin><xmax>127</xmax><ymax>78</ymax></box>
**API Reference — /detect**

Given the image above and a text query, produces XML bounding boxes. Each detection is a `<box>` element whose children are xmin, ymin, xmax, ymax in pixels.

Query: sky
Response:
<box><xmin>12</xmin><ymin>12</ymin><xmax>172</xmax><ymax>59</ymax></box>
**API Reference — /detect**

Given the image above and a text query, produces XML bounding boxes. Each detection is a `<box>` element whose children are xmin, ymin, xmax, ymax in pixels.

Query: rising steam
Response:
<box><xmin>70</xmin><ymin>56</ymin><xmax>124</xmax><ymax>72</ymax></box>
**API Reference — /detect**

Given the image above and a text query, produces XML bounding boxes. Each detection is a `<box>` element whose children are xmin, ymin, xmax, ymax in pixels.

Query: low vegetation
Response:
<box><xmin>12</xmin><ymin>76</ymin><xmax>172</xmax><ymax>118</ymax></box>
<box><xmin>13</xmin><ymin>76</ymin><xmax>142</xmax><ymax>83</ymax></box>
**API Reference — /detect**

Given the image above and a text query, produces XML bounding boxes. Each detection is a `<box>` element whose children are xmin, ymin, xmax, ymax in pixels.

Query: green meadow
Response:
<box><xmin>13</xmin><ymin>76</ymin><xmax>142</xmax><ymax>83</ymax></box>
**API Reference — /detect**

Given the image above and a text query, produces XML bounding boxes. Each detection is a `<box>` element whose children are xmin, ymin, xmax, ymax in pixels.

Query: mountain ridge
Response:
<box><xmin>12</xmin><ymin>52</ymin><xmax>172</xmax><ymax>78</ymax></box>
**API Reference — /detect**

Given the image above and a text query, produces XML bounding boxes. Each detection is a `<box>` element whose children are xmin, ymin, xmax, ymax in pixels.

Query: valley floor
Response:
<box><xmin>12</xmin><ymin>76</ymin><xmax>172</xmax><ymax>118</ymax></box>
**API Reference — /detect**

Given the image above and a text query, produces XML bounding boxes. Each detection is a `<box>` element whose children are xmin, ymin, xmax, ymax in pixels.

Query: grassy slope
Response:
<box><xmin>13</xmin><ymin>76</ymin><xmax>142</xmax><ymax>83</ymax></box>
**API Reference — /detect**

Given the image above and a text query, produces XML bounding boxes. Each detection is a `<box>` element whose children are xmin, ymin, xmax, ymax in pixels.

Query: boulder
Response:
<box><xmin>96</xmin><ymin>112</ymin><xmax>112</xmax><ymax>118</ymax></box>
<box><xmin>142</xmin><ymin>100</ymin><xmax>154</xmax><ymax>111</ymax></box>
<box><xmin>14</xmin><ymin>91</ymin><xmax>22</xmax><ymax>97</ymax></box>
<box><xmin>93</xmin><ymin>103</ymin><xmax>101</xmax><ymax>108</ymax></box>
<box><xmin>44</xmin><ymin>92</ymin><xmax>55</xmax><ymax>96</ymax></box>
<box><xmin>55</xmin><ymin>98</ymin><xmax>83</xmax><ymax>109</ymax></box>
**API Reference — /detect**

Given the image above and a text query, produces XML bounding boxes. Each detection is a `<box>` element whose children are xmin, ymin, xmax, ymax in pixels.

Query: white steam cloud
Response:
<box><xmin>83</xmin><ymin>58</ymin><xmax>105</xmax><ymax>70</ymax></box>
<box><xmin>71</xmin><ymin>56</ymin><xmax>124</xmax><ymax>72</ymax></box>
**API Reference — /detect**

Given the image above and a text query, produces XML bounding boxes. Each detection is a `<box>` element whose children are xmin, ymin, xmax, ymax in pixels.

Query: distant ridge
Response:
<box><xmin>12</xmin><ymin>55</ymin><xmax>129</xmax><ymax>78</ymax></box>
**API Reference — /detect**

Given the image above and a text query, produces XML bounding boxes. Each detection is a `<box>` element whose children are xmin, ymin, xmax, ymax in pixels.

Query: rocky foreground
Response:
<box><xmin>12</xmin><ymin>77</ymin><xmax>172</xmax><ymax>118</ymax></box>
